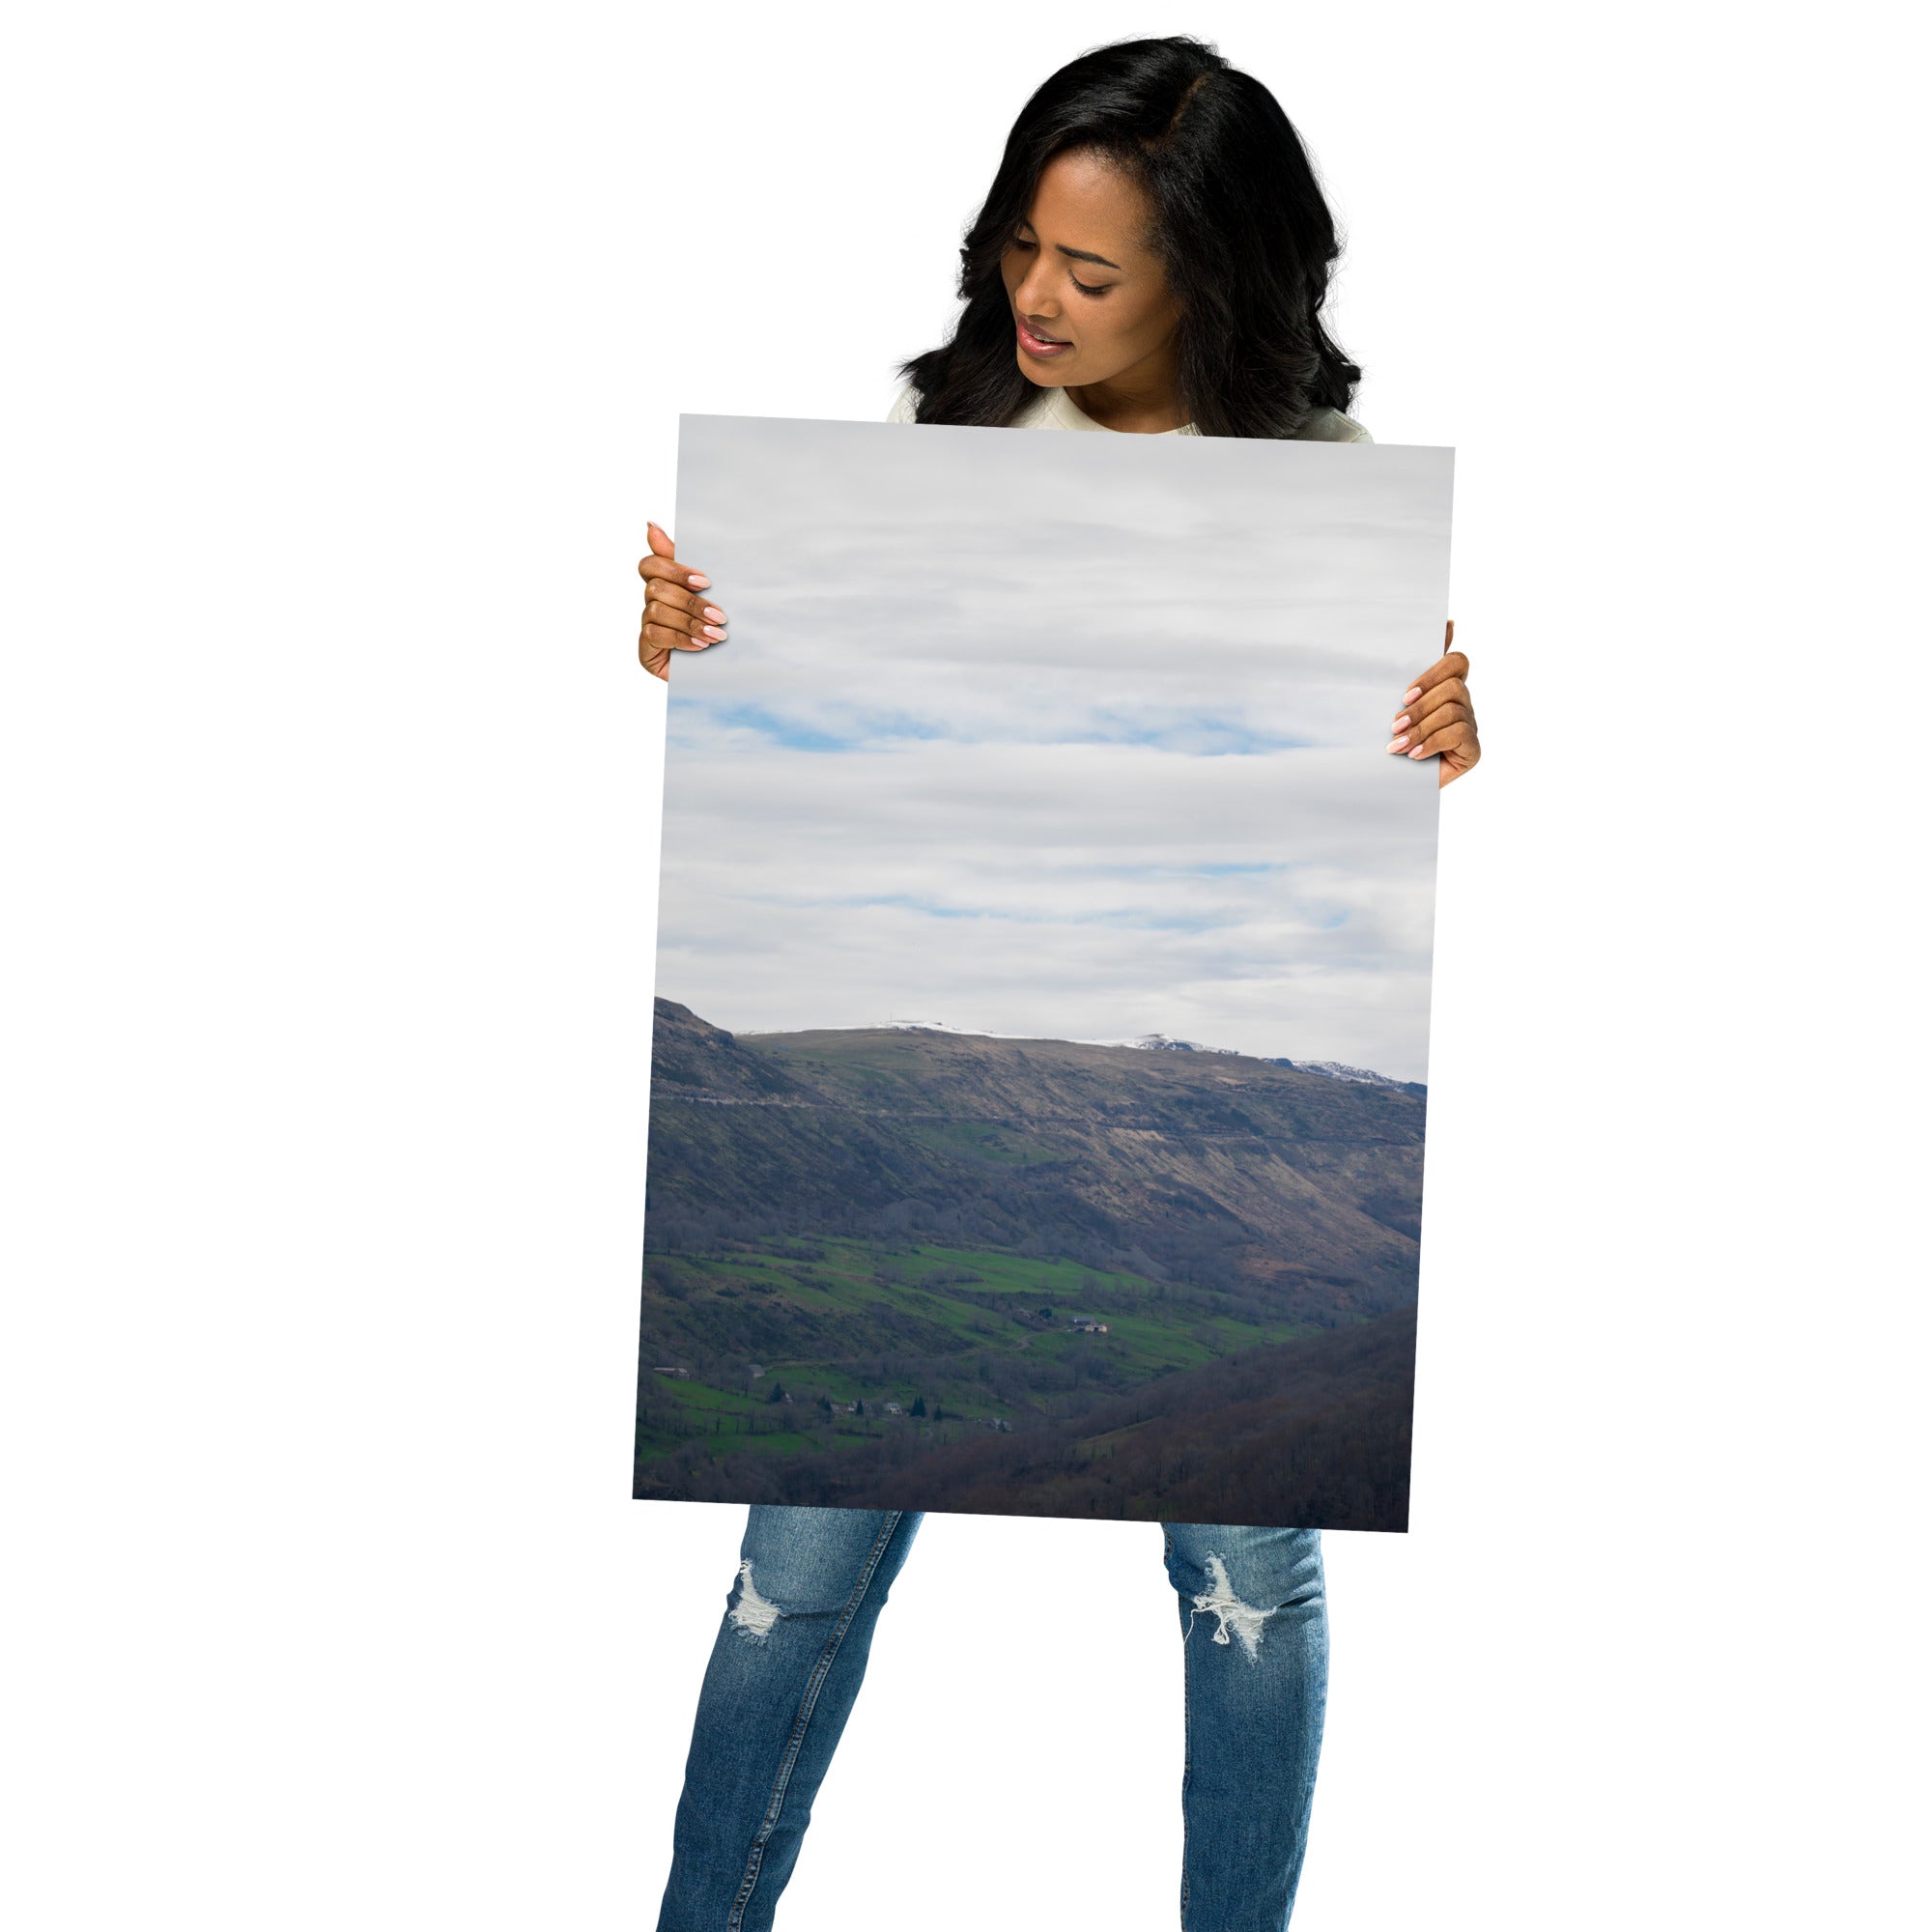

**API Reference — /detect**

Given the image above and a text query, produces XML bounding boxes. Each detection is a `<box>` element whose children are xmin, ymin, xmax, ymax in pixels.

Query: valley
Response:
<box><xmin>636</xmin><ymin>1000</ymin><xmax>1427</xmax><ymax>1528</ymax></box>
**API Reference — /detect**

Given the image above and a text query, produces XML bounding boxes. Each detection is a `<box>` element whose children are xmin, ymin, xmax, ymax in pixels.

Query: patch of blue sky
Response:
<box><xmin>674</xmin><ymin>699</ymin><xmax>1321</xmax><ymax>756</ymax></box>
<box><xmin>687</xmin><ymin>702</ymin><xmax>956</xmax><ymax>752</ymax></box>
<box><xmin>739</xmin><ymin>891</ymin><xmax>1293</xmax><ymax>936</ymax></box>
<box><xmin>1064</xmin><ymin>714</ymin><xmax>1321</xmax><ymax>756</ymax></box>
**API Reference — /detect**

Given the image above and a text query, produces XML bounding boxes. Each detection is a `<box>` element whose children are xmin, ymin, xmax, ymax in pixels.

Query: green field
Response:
<box><xmin>636</xmin><ymin>1236</ymin><xmax>1303</xmax><ymax>1467</ymax></box>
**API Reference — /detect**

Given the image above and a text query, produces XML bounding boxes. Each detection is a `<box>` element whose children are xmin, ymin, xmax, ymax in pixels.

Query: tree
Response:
<box><xmin>767</xmin><ymin>1380</ymin><xmax>786</xmax><ymax>1405</ymax></box>
<box><xmin>910</xmin><ymin>1394</ymin><xmax>926</xmax><ymax>1418</ymax></box>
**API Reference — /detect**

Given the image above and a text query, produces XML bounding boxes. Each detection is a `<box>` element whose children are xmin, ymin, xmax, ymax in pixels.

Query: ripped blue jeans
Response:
<box><xmin>656</xmin><ymin>1507</ymin><xmax>1327</xmax><ymax>1932</ymax></box>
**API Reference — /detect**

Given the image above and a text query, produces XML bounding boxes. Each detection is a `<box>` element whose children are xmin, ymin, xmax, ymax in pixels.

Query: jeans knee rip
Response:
<box><xmin>727</xmin><ymin>1559</ymin><xmax>784</xmax><ymax>1641</ymax></box>
<box><xmin>1189</xmin><ymin>1554</ymin><xmax>1270</xmax><ymax>1661</ymax></box>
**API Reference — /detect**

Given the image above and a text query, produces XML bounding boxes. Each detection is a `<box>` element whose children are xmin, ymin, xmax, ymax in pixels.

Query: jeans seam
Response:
<box><xmin>1179</xmin><ymin>1580</ymin><xmax>1193</xmax><ymax>1930</ymax></box>
<box><xmin>724</xmin><ymin>1513</ymin><xmax>905</xmax><ymax>1932</ymax></box>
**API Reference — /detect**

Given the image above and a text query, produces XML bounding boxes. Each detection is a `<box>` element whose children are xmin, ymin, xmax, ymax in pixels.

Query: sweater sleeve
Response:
<box><xmin>1295</xmin><ymin>407</ymin><xmax>1374</xmax><ymax>443</ymax></box>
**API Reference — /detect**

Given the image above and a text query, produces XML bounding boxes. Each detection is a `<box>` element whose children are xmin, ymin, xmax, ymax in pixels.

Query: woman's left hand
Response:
<box><xmin>1387</xmin><ymin>621</ymin><xmax>1479</xmax><ymax>786</ymax></box>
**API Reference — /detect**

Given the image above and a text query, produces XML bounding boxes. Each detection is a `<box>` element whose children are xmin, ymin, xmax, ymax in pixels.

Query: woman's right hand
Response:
<box><xmin>637</xmin><ymin>522</ymin><xmax>726</xmax><ymax>681</ymax></box>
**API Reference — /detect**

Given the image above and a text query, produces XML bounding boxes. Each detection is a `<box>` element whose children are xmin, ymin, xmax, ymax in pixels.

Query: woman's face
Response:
<box><xmin>999</xmin><ymin>148</ymin><xmax>1180</xmax><ymax>392</ymax></box>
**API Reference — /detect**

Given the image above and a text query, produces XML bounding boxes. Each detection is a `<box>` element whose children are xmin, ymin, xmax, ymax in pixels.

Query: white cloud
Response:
<box><xmin>658</xmin><ymin>416</ymin><xmax>1453</xmax><ymax>1080</ymax></box>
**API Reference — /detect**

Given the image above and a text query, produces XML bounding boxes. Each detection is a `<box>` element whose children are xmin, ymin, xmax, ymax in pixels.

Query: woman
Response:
<box><xmin>636</xmin><ymin>38</ymin><xmax>1479</xmax><ymax>1932</ymax></box>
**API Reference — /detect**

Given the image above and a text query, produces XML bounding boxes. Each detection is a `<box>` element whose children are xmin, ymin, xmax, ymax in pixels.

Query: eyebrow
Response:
<box><xmin>1057</xmin><ymin>243</ymin><xmax>1122</xmax><ymax>270</ymax></box>
<box><xmin>1016</xmin><ymin>221</ymin><xmax>1122</xmax><ymax>272</ymax></box>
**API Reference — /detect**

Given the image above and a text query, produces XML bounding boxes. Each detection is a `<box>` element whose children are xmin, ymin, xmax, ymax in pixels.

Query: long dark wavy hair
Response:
<box><xmin>899</xmin><ymin>37</ymin><xmax>1360</xmax><ymax>439</ymax></box>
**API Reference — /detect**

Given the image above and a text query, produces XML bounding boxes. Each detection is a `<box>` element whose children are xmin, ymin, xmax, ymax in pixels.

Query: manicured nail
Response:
<box><xmin>1385</xmin><ymin>736</ymin><xmax>1409</xmax><ymax>753</ymax></box>
<box><xmin>701</xmin><ymin>626</ymin><xmax>726</xmax><ymax>641</ymax></box>
<box><xmin>702</xmin><ymin>606</ymin><xmax>725</xmax><ymax>622</ymax></box>
<box><xmin>1404</xmin><ymin>687</ymin><xmax>1421</xmax><ymax>704</ymax></box>
<box><xmin>688</xmin><ymin>573</ymin><xmax>711</xmax><ymax>589</ymax></box>
<box><xmin>1391</xmin><ymin>714</ymin><xmax>1411</xmax><ymax>731</ymax></box>
<box><xmin>1407</xmin><ymin>746</ymin><xmax>1428</xmax><ymax>758</ymax></box>
<box><xmin>690</xmin><ymin>639</ymin><xmax>710</xmax><ymax>650</ymax></box>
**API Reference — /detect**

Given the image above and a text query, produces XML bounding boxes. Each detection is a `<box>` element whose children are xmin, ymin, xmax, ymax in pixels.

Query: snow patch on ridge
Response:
<box><xmin>1082</xmin><ymin>1034</ymin><xmax>1240</xmax><ymax>1055</ymax></box>
<box><xmin>1274</xmin><ymin>1059</ymin><xmax>1412</xmax><ymax>1089</ymax></box>
<box><xmin>894</xmin><ymin>1024</ymin><xmax>1237</xmax><ymax>1056</ymax></box>
<box><xmin>740</xmin><ymin>1019</ymin><xmax>1417</xmax><ymax>1089</ymax></box>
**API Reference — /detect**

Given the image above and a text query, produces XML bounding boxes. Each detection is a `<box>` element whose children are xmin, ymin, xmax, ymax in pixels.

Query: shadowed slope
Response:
<box><xmin>646</xmin><ymin>999</ymin><xmax>1425</xmax><ymax>1320</ymax></box>
<box><xmin>640</xmin><ymin>1306</ymin><xmax>1419</xmax><ymax>1532</ymax></box>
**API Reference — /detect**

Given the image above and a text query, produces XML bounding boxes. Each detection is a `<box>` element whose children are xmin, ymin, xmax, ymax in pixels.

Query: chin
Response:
<box><xmin>1014</xmin><ymin>355</ymin><xmax>1071</xmax><ymax>389</ymax></box>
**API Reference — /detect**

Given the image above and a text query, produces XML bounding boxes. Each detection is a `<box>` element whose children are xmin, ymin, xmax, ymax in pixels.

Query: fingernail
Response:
<box><xmin>1404</xmin><ymin>687</ymin><xmax>1421</xmax><ymax>704</ymax></box>
<box><xmin>702</xmin><ymin>606</ymin><xmax>725</xmax><ymax>622</ymax></box>
<box><xmin>1407</xmin><ymin>746</ymin><xmax>1428</xmax><ymax>758</ymax></box>
<box><xmin>1386</xmin><ymin>736</ymin><xmax>1409</xmax><ymax>753</ymax></box>
<box><xmin>691</xmin><ymin>639</ymin><xmax>710</xmax><ymax>650</ymax></box>
<box><xmin>688</xmin><ymin>573</ymin><xmax>711</xmax><ymax>588</ymax></box>
<box><xmin>702</xmin><ymin>625</ymin><xmax>726</xmax><ymax>641</ymax></box>
<box><xmin>1391</xmin><ymin>714</ymin><xmax>1410</xmax><ymax>730</ymax></box>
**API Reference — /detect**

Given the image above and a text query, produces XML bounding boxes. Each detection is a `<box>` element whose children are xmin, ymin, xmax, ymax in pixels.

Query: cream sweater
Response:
<box><xmin>887</xmin><ymin>380</ymin><xmax>1372</xmax><ymax>441</ymax></box>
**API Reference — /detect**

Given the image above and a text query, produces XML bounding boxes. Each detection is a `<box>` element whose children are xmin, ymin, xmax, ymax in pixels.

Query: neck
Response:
<box><xmin>1065</xmin><ymin>341</ymin><xmax>1186</xmax><ymax>434</ymax></box>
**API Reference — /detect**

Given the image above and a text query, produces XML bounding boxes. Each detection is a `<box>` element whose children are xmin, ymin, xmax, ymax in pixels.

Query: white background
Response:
<box><xmin>2</xmin><ymin>4</ymin><xmax>1924</xmax><ymax>1928</ymax></box>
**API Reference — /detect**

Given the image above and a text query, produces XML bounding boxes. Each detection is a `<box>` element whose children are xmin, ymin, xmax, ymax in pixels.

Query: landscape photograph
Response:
<box><xmin>639</xmin><ymin>415</ymin><xmax>1454</xmax><ymax>1530</ymax></box>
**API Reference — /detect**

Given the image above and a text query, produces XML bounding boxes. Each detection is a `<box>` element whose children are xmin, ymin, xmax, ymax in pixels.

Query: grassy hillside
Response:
<box><xmin>636</xmin><ymin>1000</ymin><xmax>1428</xmax><ymax>1527</ymax></box>
<box><xmin>636</xmin><ymin>1233</ymin><xmax>1308</xmax><ymax>1461</ymax></box>
<box><xmin>646</xmin><ymin>1000</ymin><xmax>1425</xmax><ymax>1312</ymax></box>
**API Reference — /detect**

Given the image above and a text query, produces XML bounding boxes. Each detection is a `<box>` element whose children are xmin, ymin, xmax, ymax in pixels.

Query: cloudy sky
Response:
<box><xmin>657</xmin><ymin>415</ymin><xmax>1453</xmax><ymax>1081</ymax></box>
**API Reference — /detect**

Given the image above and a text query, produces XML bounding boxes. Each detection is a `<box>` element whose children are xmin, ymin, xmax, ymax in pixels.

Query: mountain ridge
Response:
<box><xmin>646</xmin><ymin>999</ymin><xmax>1426</xmax><ymax>1319</ymax></box>
<box><xmin>736</xmin><ymin>1018</ymin><xmax>1425</xmax><ymax>1091</ymax></box>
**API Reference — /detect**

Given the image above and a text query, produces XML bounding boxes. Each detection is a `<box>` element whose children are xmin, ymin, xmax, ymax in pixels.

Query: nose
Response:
<box><xmin>1012</xmin><ymin>256</ymin><xmax>1062</xmax><ymax>324</ymax></box>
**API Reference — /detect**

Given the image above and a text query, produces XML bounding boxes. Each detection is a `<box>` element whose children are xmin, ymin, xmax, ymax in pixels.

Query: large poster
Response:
<box><xmin>636</xmin><ymin>414</ymin><xmax>1452</xmax><ymax>1530</ymax></box>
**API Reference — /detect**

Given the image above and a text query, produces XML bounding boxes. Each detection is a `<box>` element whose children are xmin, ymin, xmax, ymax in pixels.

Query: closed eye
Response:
<box><xmin>1010</xmin><ymin>232</ymin><xmax>1115</xmax><ymax>296</ymax></box>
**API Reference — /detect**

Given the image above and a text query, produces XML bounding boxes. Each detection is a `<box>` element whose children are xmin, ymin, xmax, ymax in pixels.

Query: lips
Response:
<box><xmin>1016</xmin><ymin>315</ymin><xmax>1072</xmax><ymax>357</ymax></box>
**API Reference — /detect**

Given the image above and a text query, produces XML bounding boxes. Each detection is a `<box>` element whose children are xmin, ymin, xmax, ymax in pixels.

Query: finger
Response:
<box><xmin>638</xmin><ymin>614</ymin><xmax>670</xmax><ymax>677</ymax></box>
<box><xmin>1412</xmin><ymin>699</ymin><xmax>1472</xmax><ymax>748</ymax></box>
<box><xmin>638</xmin><ymin>550</ymin><xmax>714</xmax><ymax>593</ymax></box>
<box><xmin>645</xmin><ymin>592</ymin><xmax>727</xmax><ymax>646</ymax></box>
<box><xmin>642</xmin><ymin>618</ymin><xmax>717</xmax><ymax>655</ymax></box>
<box><xmin>1413</xmin><ymin>697</ymin><xmax>1472</xmax><ymax>741</ymax></box>
<box><xmin>1386</xmin><ymin>698</ymin><xmax>1471</xmax><ymax>753</ymax></box>
<box><xmin>1407</xmin><ymin>650</ymin><xmax>1470</xmax><ymax>696</ymax></box>
<box><xmin>643</xmin><ymin>577</ymin><xmax>728</xmax><ymax>629</ymax></box>
<box><xmin>1408</xmin><ymin>687</ymin><xmax>1474</xmax><ymax>733</ymax></box>
<box><xmin>1406</xmin><ymin>719</ymin><xmax>1480</xmax><ymax>762</ymax></box>
<box><xmin>1396</xmin><ymin>650</ymin><xmax>1470</xmax><ymax>707</ymax></box>
<box><xmin>1390</xmin><ymin>675</ymin><xmax>1469</xmax><ymax>729</ymax></box>
<box><xmin>643</xmin><ymin>616</ymin><xmax>715</xmax><ymax>654</ymax></box>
